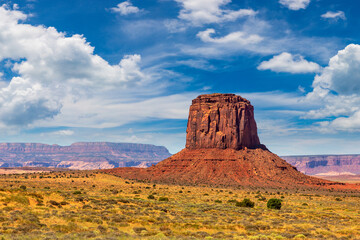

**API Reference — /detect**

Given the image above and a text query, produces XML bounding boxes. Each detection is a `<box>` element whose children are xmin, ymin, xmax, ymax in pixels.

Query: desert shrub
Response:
<box><xmin>335</xmin><ymin>197</ymin><xmax>342</xmax><ymax>201</ymax></box>
<box><xmin>227</xmin><ymin>199</ymin><xmax>237</xmax><ymax>203</ymax></box>
<box><xmin>19</xmin><ymin>185</ymin><xmax>27</xmax><ymax>191</ymax></box>
<box><xmin>5</xmin><ymin>195</ymin><xmax>29</xmax><ymax>205</ymax></box>
<box><xmin>105</xmin><ymin>199</ymin><xmax>118</xmax><ymax>205</ymax></box>
<box><xmin>302</xmin><ymin>203</ymin><xmax>308</xmax><ymax>206</ymax></box>
<box><xmin>48</xmin><ymin>200</ymin><xmax>61</xmax><ymax>206</ymax></box>
<box><xmin>133</xmin><ymin>227</ymin><xmax>147</xmax><ymax>235</ymax></box>
<box><xmin>148</xmin><ymin>195</ymin><xmax>155</xmax><ymax>199</ymax></box>
<box><xmin>27</xmin><ymin>192</ymin><xmax>43</xmax><ymax>199</ymax></box>
<box><xmin>159</xmin><ymin>197</ymin><xmax>169</xmax><ymax>202</ymax></box>
<box><xmin>73</xmin><ymin>190</ymin><xmax>82</xmax><ymax>195</ymax></box>
<box><xmin>236</xmin><ymin>198</ymin><xmax>255</xmax><ymax>208</ymax></box>
<box><xmin>98</xmin><ymin>225</ymin><xmax>107</xmax><ymax>233</ymax></box>
<box><xmin>51</xmin><ymin>222</ymin><xmax>78</xmax><ymax>233</ymax></box>
<box><xmin>214</xmin><ymin>200</ymin><xmax>222</xmax><ymax>203</ymax></box>
<box><xmin>267</xmin><ymin>198</ymin><xmax>282</xmax><ymax>210</ymax></box>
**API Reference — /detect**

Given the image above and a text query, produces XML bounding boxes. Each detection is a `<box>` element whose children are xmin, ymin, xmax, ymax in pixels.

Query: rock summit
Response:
<box><xmin>104</xmin><ymin>94</ymin><xmax>356</xmax><ymax>190</ymax></box>
<box><xmin>186</xmin><ymin>94</ymin><xmax>263</xmax><ymax>150</ymax></box>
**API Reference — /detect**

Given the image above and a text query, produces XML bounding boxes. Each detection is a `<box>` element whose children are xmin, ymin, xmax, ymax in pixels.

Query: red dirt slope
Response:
<box><xmin>103</xmin><ymin>148</ymin><xmax>358</xmax><ymax>190</ymax></box>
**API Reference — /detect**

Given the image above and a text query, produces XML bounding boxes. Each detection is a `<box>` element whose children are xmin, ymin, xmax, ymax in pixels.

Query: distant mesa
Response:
<box><xmin>0</xmin><ymin>142</ymin><xmax>171</xmax><ymax>170</ymax></box>
<box><xmin>282</xmin><ymin>155</ymin><xmax>360</xmax><ymax>176</ymax></box>
<box><xmin>104</xmin><ymin>93</ymin><xmax>357</xmax><ymax>190</ymax></box>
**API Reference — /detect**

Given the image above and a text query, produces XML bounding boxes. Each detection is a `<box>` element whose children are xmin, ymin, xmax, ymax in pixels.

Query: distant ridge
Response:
<box><xmin>0</xmin><ymin>142</ymin><xmax>171</xmax><ymax>170</ymax></box>
<box><xmin>282</xmin><ymin>154</ymin><xmax>360</xmax><ymax>176</ymax></box>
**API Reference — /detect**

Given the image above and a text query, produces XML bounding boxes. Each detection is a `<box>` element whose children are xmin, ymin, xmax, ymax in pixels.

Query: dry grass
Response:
<box><xmin>0</xmin><ymin>171</ymin><xmax>358</xmax><ymax>239</ymax></box>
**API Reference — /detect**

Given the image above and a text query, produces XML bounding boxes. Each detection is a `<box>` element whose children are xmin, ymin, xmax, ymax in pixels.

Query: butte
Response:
<box><xmin>104</xmin><ymin>93</ymin><xmax>358</xmax><ymax>190</ymax></box>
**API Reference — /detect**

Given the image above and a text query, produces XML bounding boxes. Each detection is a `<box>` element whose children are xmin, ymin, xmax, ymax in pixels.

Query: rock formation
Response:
<box><xmin>103</xmin><ymin>94</ymin><xmax>357</xmax><ymax>190</ymax></box>
<box><xmin>0</xmin><ymin>142</ymin><xmax>171</xmax><ymax>170</ymax></box>
<box><xmin>282</xmin><ymin>154</ymin><xmax>360</xmax><ymax>176</ymax></box>
<box><xmin>186</xmin><ymin>94</ymin><xmax>263</xmax><ymax>150</ymax></box>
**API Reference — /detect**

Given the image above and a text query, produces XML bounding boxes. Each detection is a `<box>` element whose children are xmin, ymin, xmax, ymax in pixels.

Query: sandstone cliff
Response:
<box><xmin>186</xmin><ymin>94</ymin><xmax>262</xmax><ymax>150</ymax></box>
<box><xmin>0</xmin><ymin>142</ymin><xmax>171</xmax><ymax>170</ymax></box>
<box><xmin>104</xmin><ymin>93</ymin><xmax>355</xmax><ymax>190</ymax></box>
<box><xmin>282</xmin><ymin>155</ymin><xmax>360</xmax><ymax>176</ymax></box>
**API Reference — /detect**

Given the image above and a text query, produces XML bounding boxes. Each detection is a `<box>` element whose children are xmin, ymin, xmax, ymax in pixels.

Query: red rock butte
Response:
<box><xmin>186</xmin><ymin>94</ymin><xmax>263</xmax><ymax>150</ymax></box>
<box><xmin>104</xmin><ymin>93</ymin><xmax>359</xmax><ymax>190</ymax></box>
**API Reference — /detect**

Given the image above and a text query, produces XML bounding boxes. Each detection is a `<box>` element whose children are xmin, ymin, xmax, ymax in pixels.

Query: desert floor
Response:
<box><xmin>0</xmin><ymin>171</ymin><xmax>359</xmax><ymax>239</ymax></box>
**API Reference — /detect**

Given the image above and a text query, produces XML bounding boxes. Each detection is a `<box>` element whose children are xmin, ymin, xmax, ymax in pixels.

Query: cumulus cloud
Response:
<box><xmin>0</xmin><ymin>6</ymin><xmax>189</xmax><ymax>128</ymax></box>
<box><xmin>175</xmin><ymin>0</ymin><xmax>256</xmax><ymax>25</ymax></box>
<box><xmin>197</xmin><ymin>28</ymin><xmax>263</xmax><ymax>45</ymax></box>
<box><xmin>279</xmin><ymin>0</ymin><xmax>310</xmax><ymax>10</ymax></box>
<box><xmin>257</xmin><ymin>52</ymin><xmax>321</xmax><ymax>74</ymax></box>
<box><xmin>111</xmin><ymin>1</ymin><xmax>140</xmax><ymax>15</ymax></box>
<box><xmin>321</xmin><ymin>11</ymin><xmax>346</xmax><ymax>20</ymax></box>
<box><xmin>311</xmin><ymin>44</ymin><xmax>360</xmax><ymax>96</ymax></box>
<box><xmin>305</xmin><ymin>44</ymin><xmax>360</xmax><ymax>132</ymax></box>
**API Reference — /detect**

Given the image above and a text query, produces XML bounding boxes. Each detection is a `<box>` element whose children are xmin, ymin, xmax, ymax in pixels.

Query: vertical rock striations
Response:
<box><xmin>104</xmin><ymin>93</ymin><xmax>356</xmax><ymax>190</ymax></box>
<box><xmin>186</xmin><ymin>94</ymin><xmax>262</xmax><ymax>150</ymax></box>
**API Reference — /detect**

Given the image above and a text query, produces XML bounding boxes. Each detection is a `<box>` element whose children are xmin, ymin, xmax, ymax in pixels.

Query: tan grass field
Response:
<box><xmin>0</xmin><ymin>171</ymin><xmax>359</xmax><ymax>239</ymax></box>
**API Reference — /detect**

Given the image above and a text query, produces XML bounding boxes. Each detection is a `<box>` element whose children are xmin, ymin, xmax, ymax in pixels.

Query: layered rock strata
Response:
<box><xmin>186</xmin><ymin>94</ymin><xmax>262</xmax><ymax>150</ymax></box>
<box><xmin>282</xmin><ymin>154</ymin><xmax>360</xmax><ymax>176</ymax></box>
<box><xmin>0</xmin><ymin>142</ymin><xmax>171</xmax><ymax>170</ymax></box>
<box><xmin>103</xmin><ymin>93</ymin><xmax>358</xmax><ymax>190</ymax></box>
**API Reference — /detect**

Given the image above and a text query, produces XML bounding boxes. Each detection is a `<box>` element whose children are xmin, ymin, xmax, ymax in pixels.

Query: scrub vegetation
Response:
<box><xmin>0</xmin><ymin>171</ymin><xmax>359</xmax><ymax>239</ymax></box>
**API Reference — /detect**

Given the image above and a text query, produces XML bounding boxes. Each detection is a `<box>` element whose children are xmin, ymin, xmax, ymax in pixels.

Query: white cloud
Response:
<box><xmin>175</xmin><ymin>0</ymin><xmax>256</xmax><ymax>25</ymax></box>
<box><xmin>321</xmin><ymin>11</ymin><xmax>346</xmax><ymax>20</ymax></box>
<box><xmin>257</xmin><ymin>52</ymin><xmax>321</xmax><ymax>74</ymax></box>
<box><xmin>311</xmin><ymin>44</ymin><xmax>360</xmax><ymax>96</ymax></box>
<box><xmin>53</xmin><ymin>130</ymin><xmax>75</xmax><ymax>136</ymax></box>
<box><xmin>197</xmin><ymin>28</ymin><xmax>263</xmax><ymax>45</ymax></box>
<box><xmin>111</xmin><ymin>1</ymin><xmax>140</xmax><ymax>15</ymax></box>
<box><xmin>34</xmin><ymin>94</ymin><xmax>194</xmax><ymax>128</ymax></box>
<box><xmin>176</xmin><ymin>59</ymin><xmax>215</xmax><ymax>71</ymax></box>
<box><xmin>305</xmin><ymin>44</ymin><xmax>360</xmax><ymax>132</ymax></box>
<box><xmin>279</xmin><ymin>0</ymin><xmax>310</xmax><ymax>10</ymax></box>
<box><xmin>164</xmin><ymin>19</ymin><xmax>187</xmax><ymax>33</ymax></box>
<box><xmin>0</xmin><ymin>6</ymin><xmax>189</xmax><ymax>128</ymax></box>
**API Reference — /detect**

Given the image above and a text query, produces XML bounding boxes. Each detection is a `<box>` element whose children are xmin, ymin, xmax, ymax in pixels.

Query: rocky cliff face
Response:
<box><xmin>282</xmin><ymin>155</ymin><xmax>360</xmax><ymax>176</ymax></box>
<box><xmin>186</xmin><ymin>94</ymin><xmax>262</xmax><ymax>150</ymax></box>
<box><xmin>0</xmin><ymin>142</ymin><xmax>171</xmax><ymax>170</ymax></box>
<box><xmin>104</xmin><ymin>94</ymin><xmax>353</xmax><ymax>190</ymax></box>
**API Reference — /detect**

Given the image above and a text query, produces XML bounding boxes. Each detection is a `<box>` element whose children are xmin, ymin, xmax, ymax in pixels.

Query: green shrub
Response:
<box><xmin>19</xmin><ymin>185</ymin><xmax>27</xmax><ymax>191</ymax></box>
<box><xmin>5</xmin><ymin>195</ymin><xmax>29</xmax><ymax>205</ymax></box>
<box><xmin>214</xmin><ymin>200</ymin><xmax>222</xmax><ymax>203</ymax></box>
<box><xmin>147</xmin><ymin>195</ymin><xmax>155</xmax><ymax>199</ymax></box>
<box><xmin>267</xmin><ymin>198</ymin><xmax>282</xmax><ymax>210</ymax></box>
<box><xmin>48</xmin><ymin>200</ymin><xmax>60</xmax><ymax>206</ymax></box>
<box><xmin>236</xmin><ymin>198</ymin><xmax>255</xmax><ymax>208</ymax></box>
<box><xmin>158</xmin><ymin>197</ymin><xmax>169</xmax><ymax>202</ymax></box>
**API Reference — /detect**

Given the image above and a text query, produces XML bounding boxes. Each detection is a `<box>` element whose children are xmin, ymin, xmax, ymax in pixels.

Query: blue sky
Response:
<box><xmin>1</xmin><ymin>0</ymin><xmax>360</xmax><ymax>155</ymax></box>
